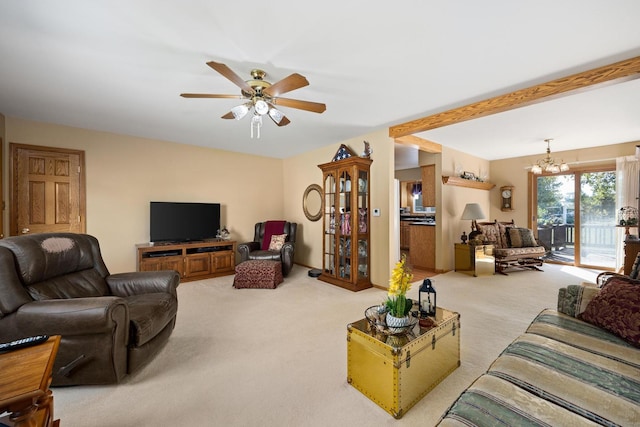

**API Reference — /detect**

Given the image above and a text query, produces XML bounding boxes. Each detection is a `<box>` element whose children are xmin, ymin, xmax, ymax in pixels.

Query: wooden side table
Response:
<box><xmin>455</xmin><ymin>243</ymin><xmax>495</xmax><ymax>276</ymax></box>
<box><xmin>0</xmin><ymin>335</ymin><xmax>61</xmax><ymax>427</ymax></box>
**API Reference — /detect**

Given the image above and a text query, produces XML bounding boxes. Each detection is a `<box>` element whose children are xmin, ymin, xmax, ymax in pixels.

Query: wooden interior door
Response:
<box><xmin>10</xmin><ymin>144</ymin><xmax>86</xmax><ymax>236</ymax></box>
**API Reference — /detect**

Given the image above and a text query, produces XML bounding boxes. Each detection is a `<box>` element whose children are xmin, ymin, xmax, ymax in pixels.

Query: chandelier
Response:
<box><xmin>531</xmin><ymin>139</ymin><xmax>569</xmax><ymax>174</ymax></box>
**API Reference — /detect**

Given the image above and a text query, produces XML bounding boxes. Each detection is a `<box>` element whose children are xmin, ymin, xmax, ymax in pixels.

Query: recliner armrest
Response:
<box><xmin>280</xmin><ymin>242</ymin><xmax>295</xmax><ymax>277</ymax></box>
<box><xmin>106</xmin><ymin>271</ymin><xmax>180</xmax><ymax>298</ymax></box>
<box><xmin>16</xmin><ymin>297</ymin><xmax>129</xmax><ymax>336</ymax></box>
<box><xmin>237</xmin><ymin>241</ymin><xmax>261</xmax><ymax>262</ymax></box>
<box><xmin>281</xmin><ymin>241</ymin><xmax>295</xmax><ymax>254</ymax></box>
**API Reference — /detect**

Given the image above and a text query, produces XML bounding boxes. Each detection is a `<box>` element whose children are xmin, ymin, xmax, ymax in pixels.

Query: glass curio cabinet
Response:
<box><xmin>318</xmin><ymin>155</ymin><xmax>372</xmax><ymax>291</ymax></box>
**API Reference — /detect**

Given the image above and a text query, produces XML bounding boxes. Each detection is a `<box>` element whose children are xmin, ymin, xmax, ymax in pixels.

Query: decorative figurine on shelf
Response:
<box><xmin>460</xmin><ymin>231</ymin><xmax>468</xmax><ymax>244</ymax></box>
<box><xmin>216</xmin><ymin>226</ymin><xmax>230</xmax><ymax>240</ymax></box>
<box><xmin>358</xmin><ymin>208</ymin><xmax>367</xmax><ymax>233</ymax></box>
<box><xmin>362</xmin><ymin>140</ymin><xmax>372</xmax><ymax>158</ymax></box>
<box><xmin>341</xmin><ymin>211</ymin><xmax>351</xmax><ymax>234</ymax></box>
<box><xmin>329</xmin><ymin>205</ymin><xmax>336</xmax><ymax>233</ymax></box>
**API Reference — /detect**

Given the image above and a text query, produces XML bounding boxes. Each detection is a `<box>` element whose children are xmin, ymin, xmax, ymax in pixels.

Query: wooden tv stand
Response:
<box><xmin>136</xmin><ymin>240</ymin><xmax>236</xmax><ymax>282</ymax></box>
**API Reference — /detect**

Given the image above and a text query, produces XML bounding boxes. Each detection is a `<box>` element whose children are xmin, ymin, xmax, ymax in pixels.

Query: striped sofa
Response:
<box><xmin>438</xmin><ymin>280</ymin><xmax>640</xmax><ymax>426</ymax></box>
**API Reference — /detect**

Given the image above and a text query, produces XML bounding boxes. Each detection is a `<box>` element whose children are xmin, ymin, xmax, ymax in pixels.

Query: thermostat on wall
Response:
<box><xmin>373</xmin><ymin>208</ymin><xmax>381</xmax><ymax>217</ymax></box>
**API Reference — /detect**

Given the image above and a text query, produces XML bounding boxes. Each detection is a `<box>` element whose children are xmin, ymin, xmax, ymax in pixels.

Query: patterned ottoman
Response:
<box><xmin>233</xmin><ymin>260</ymin><xmax>283</xmax><ymax>289</ymax></box>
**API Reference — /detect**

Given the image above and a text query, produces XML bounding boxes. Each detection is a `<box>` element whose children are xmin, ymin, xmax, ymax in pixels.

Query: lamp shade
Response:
<box><xmin>461</xmin><ymin>203</ymin><xmax>485</xmax><ymax>220</ymax></box>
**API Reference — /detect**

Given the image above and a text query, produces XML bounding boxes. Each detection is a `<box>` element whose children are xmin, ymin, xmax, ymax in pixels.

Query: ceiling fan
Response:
<box><xmin>181</xmin><ymin>61</ymin><xmax>326</xmax><ymax>137</ymax></box>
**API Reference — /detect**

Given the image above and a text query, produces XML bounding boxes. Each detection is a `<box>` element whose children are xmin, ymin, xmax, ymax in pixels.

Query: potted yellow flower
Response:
<box><xmin>385</xmin><ymin>254</ymin><xmax>414</xmax><ymax>330</ymax></box>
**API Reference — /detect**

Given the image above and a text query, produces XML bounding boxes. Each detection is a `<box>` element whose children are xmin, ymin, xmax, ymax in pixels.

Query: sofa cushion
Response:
<box><xmin>494</xmin><ymin>246</ymin><xmax>545</xmax><ymax>259</ymax></box>
<box><xmin>25</xmin><ymin>269</ymin><xmax>110</xmax><ymax>300</ymax></box>
<box><xmin>579</xmin><ymin>278</ymin><xmax>640</xmax><ymax>347</ymax></box>
<box><xmin>0</xmin><ymin>234</ymin><xmax>104</xmax><ymax>285</ymax></box>
<box><xmin>487</xmin><ymin>333</ymin><xmax>640</xmax><ymax>426</ymax></box>
<box><xmin>507</xmin><ymin>227</ymin><xmax>537</xmax><ymax>247</ymax></box>
<box><xmin>496</xmin><ymin>222</ymin><xmax>510</xmax><ymax>248</ymax></box>
<box><xmin>126</xmin><ymin>293</ymin><xmax>178</xmax><ymax>346</ymax></box>
<box><xmin>477</xmin><ymin>222</ymin><xmax>501</xmax><ymax>247</ymax></box>
<box><xmin>526</xmin><ymin>309</ymin><xmax>639</xmax><ymax>368</ymax></box>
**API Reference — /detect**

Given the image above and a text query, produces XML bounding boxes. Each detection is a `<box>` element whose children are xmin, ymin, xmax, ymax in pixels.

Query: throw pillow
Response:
<box><xmin>268</xmin><ymin>234</ymin><xmax>288</xmax><ymax>251</ymax></box>
<box><xmin>507</xmin><ymin>227</ymin><xmax>537</xmax><ymax>248</ymax></box>
<box><xmin>496</xmin><ymin>222</ymin><xmax>510</xmax><ymax>249</ymax></box>
<box><xmin>579</xmin><ymin>279</ymin><xmax>640</xmax><ymax>347</ymax></box>
<box><xmin>477</xmin><ymin>223</ymin><xmax>499</xmax><ymax>245</ymax></box>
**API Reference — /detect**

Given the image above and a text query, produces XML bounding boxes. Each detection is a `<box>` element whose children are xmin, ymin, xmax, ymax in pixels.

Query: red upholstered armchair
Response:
<box><xmin>237</xmin><ymin>221</ymin><xmax>297</xmax><ymax>277</ymax></box>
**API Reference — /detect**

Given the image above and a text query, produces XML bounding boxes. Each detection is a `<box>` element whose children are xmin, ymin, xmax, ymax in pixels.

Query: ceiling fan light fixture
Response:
<box><xmin>230</xmin><ymin>103</ymin><xmax>250</xmax><ymax>120</ymax></box>
<box><xmin>254</xmin><ymin>99</ymin><xmax>269</xmax><ymax>115</ymax></box>
<box><xmin>531</xmin><ymin>139</ymin><xmax>570</xmax><ymax>175</ymax></box>
<box><xmin>268</xmin><ymin>107</ymin><xmax>284</xmax><ymax>124</ymax></box>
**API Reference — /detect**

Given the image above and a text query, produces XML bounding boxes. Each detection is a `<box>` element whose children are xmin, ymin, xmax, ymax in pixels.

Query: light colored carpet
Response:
<box><xmin>54</xmin><ymin>263</ymin><xmax>600</xmax><ymax>426</ymax></box>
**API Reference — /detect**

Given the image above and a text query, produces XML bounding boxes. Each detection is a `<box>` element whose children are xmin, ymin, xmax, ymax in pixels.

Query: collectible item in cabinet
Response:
<box><xmin>347</xmin><ymin>307</ymin><xmax>460</xmax><ymax>418</ymax></box>
<box><xmin>318</xmin><ymin>148</ymin><xmax>372</xmax><ymax>291</ymax></box>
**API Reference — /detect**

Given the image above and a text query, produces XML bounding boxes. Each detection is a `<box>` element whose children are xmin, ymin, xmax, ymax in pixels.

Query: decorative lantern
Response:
<box><xmin>418</xmin><ymin>279</ymin><xmax>437</xmax><ymax>317</ymax></box>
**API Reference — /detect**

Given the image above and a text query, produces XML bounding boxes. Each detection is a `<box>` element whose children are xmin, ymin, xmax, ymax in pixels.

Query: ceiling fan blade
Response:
<box><xmin>206</xmin><ymin>61</ymin><xmax>255</xmax><ymax>95</ymax></box>
<box><xmin>263</xmin><ymin>73</ymin><xmax>309</xmax><ymax>97</ymax></box>
<box><xmin>272</xmin><ymin>97</ymin><xmax>326</xmax><ymax>113</ymax></box>
<box><xmin>180</xmin><ymin>93</ymin><xmax>244</xmax><ymax>99</ymax></box>
<box><xmin>221</xmin><ymin>111</ymin><xmax>235</xmax><ymax>119</ymax></box>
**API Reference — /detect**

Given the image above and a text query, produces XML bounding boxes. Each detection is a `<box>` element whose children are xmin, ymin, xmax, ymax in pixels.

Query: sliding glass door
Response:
<box><xmin>536</xmin><ymin>175</ymin><xmax>575</xmax><ymax>263</ymax></box>
<box><xmin>533</xmin><ymin>168</ymin><xmax>616</xmax><ymax>269</ymax></box>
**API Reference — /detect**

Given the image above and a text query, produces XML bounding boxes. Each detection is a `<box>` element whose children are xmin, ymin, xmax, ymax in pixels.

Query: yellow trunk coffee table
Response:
<box><xmin>347</xmin><ymin>307</ymin><xmax>460</xmax><ymax>418</ymax></box>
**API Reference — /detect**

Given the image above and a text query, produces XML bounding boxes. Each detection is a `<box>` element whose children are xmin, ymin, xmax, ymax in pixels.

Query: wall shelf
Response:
<box><xmin>441</xmin><ymin>176</ymin><xmax>495</xmax><ymax>190</ymax></box>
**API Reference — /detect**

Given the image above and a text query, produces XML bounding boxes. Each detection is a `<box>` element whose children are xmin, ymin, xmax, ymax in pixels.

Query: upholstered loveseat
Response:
<box><xmin>0</xmin><ymin>233</ymin><xmax>180</xmax><ymax>386</ymax></box>
<box><xmin>438</xmin><ymin>277</ymin><xmax>640</xmax><ymax>426</ymax></box>
<box><xmin>475</xmin><ymin>220</ymin><xmax>546</xmax><ymax>274</ymax></box>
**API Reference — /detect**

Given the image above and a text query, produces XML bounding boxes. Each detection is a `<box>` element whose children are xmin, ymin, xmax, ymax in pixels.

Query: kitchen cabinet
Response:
<box><xmin>400</xmin><ymin>221</ymin><xmax>411</xmax><ymax>250</ymax></box>
<box><xmin>409</xmin><ymin>224</ymin><xmax>435</xmax><ymax>270</ymax></box>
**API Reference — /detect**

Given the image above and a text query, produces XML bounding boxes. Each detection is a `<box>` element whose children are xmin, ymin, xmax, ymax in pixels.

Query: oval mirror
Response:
<box><xmin>303</xmin><ymin>184</ymin><xmax>323</xmax><ymax>222</ymax></box>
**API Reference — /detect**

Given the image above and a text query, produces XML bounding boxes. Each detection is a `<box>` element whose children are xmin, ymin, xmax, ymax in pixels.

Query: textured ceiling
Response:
<box><xmin>1</xmin><ymin>1</ymin><xmax>639</xmax><ymax>170</ymax></box>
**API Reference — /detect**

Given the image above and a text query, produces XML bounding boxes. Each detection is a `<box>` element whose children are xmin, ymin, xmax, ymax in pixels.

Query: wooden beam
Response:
<box><xmin>389</xmin><ymin>56</ymin><xmax>640</xmax><ymax>138</ymax></box>
<box><xmin>394</xmin><ymin>135</ymin><xmax>442</xmax><ymax>153</ymax></box>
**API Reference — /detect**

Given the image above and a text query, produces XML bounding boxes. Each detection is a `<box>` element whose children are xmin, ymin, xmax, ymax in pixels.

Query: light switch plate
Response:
<box><xmin>373</xmin><ymin>208</ymin><xmax>381</xmax><ymax>217</ymax></box>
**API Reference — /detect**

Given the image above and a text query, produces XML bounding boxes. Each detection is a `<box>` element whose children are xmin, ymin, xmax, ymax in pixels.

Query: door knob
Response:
<box><xmin>21</xmin><ymin>228</ymin><xmax>30</xmax><ymax>234</ymax></box>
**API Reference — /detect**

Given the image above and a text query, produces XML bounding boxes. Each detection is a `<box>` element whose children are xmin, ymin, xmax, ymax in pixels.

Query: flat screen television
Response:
<box><xmin>150</xmin><ymin>202</ymin><xmax>221</xmax><ymax>243</ymax></box>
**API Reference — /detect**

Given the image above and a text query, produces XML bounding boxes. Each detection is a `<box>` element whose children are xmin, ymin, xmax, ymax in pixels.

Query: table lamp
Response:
<box><xmin>461</xmin><ymin>203</ymin><xmax>486</xmax><ymax>242</ymax></box>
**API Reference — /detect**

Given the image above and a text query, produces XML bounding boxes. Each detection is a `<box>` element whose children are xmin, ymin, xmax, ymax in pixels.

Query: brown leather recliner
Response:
<box><xmin>237</xmin><ymin>222</ymin><xmax>297</xmax><ymax>277</ymax></box>
<box><xmin>0</xmin><ymin>233</ymin><xmax>180</xmax><ymax>386</ymax></box>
